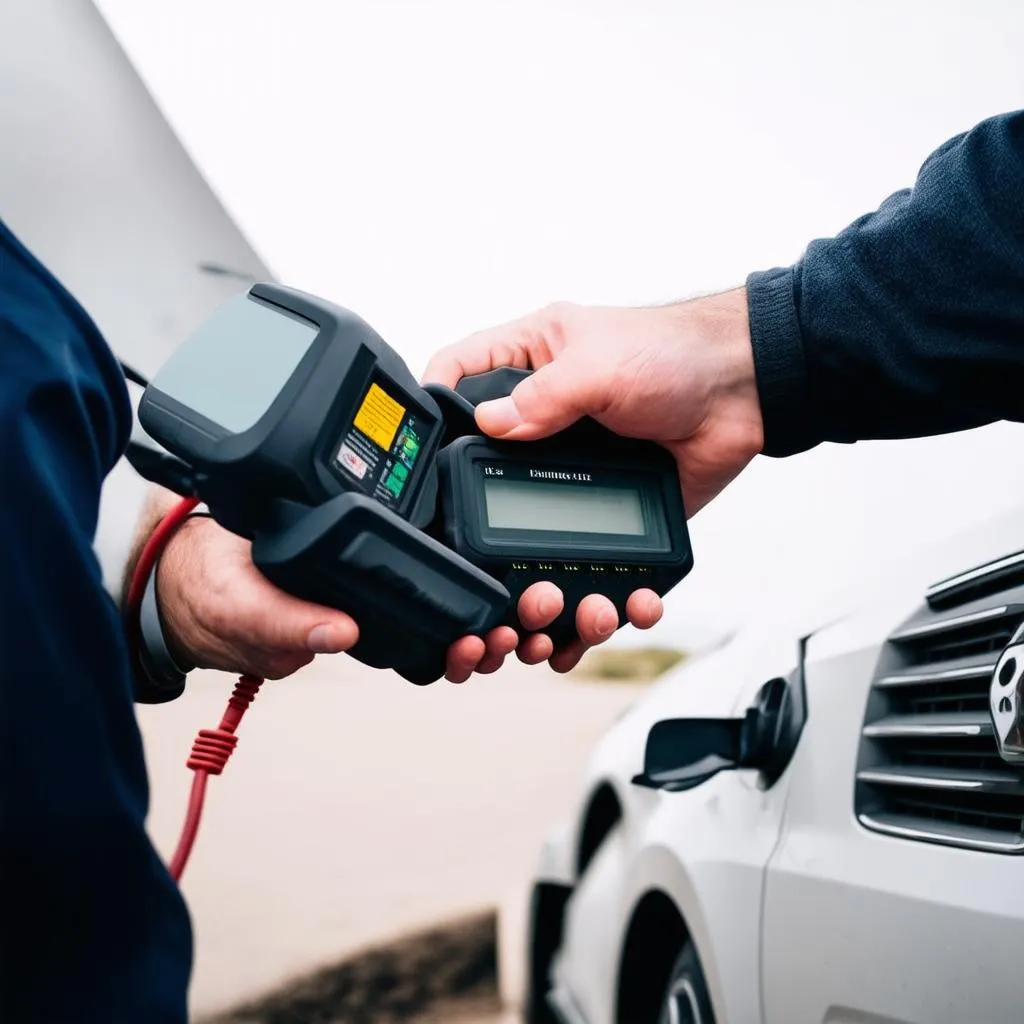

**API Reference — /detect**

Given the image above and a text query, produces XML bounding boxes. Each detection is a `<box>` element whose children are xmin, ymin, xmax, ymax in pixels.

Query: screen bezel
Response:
<box><xmin>141</xmin><ymin>284</ymin><xmax>446</xmax><ymax>522</ymax></box>
<box><xmin>139</xmin><ymin>292</ymin><xmax>320</xmax><ymax>461</ymax></box>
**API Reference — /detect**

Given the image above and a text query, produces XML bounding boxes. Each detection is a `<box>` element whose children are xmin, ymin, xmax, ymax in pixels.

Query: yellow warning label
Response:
<box><xmin>353</xmin><ymin>383</ymin><xmax>405</xmax><ymax>451</ymax></box>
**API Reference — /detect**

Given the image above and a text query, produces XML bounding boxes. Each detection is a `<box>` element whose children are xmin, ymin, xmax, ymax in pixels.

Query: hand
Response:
<box><xmin>424</xmin><ymin>290</ymin><xmax>763</xmax><ymax>676</ymax></box>
<box><xmin>155</xmin><ymin>515</ymin><xmax>360</xmax><ymax>679</ymax></box>
<box><xmin>423</xmin><ymin>288</ymin><xmax>764</xmax><ymax>516</ymax></box>
<box><xmin>153</xmin><ymin>513</ymin><xmax>661</xmax><ymax>684</ymax></box>
<box><xmin>443</xmin><ymin>583</ymin><xmax>663</xmax><ymax>683</ymax></box>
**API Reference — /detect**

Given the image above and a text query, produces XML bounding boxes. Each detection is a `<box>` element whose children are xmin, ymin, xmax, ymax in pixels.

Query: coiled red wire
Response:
<box><xmin>125</xmin><ymin>496</ymin><xmax>263</xmax><ymax>883</ymax></box>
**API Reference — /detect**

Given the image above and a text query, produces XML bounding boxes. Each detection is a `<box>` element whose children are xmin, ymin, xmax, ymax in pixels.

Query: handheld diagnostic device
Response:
<box><xmin>139</xmin><ymin>283</ymin><xmax>693</xmax><ymax>684</ymax></box>
<box><xmin>434</xmin><ymin>366</ymin><xmax>689</xmax><ymax>646</ymax></box>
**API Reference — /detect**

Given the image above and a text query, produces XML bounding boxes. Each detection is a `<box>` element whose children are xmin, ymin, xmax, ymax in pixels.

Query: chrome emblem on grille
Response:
<box><xmin>990</xmin><ymin>622</ymin><xmax>1024</xmax><ymax>764</ymax></box>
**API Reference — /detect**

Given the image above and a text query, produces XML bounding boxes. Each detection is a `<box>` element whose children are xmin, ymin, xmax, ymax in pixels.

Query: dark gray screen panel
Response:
<box><xmin>152</xmin><ymin>294</ymin><xmax>318</xmax><ymax>433</ymax></box>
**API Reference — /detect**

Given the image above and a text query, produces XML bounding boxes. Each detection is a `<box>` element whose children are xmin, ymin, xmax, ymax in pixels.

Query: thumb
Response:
<box><xmin>475</xmin><ymin>360</ymin><xmax>589</xmax><ymax>440</ymax></box>
<box><xmin>238</xmin><ymin>575</ymin><xmax>360</xmax><ymax>655</ymax></box>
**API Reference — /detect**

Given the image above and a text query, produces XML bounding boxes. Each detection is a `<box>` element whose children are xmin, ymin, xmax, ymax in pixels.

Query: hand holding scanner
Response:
<box><xmin>137</xmin><ymin>284</ymin><xmax>694</xmax><ymax>684</ymax></box>
<box><xmin>431</xmin><ymin>368</ymin><xmax>690</xmax><ymax>648</ymax></box>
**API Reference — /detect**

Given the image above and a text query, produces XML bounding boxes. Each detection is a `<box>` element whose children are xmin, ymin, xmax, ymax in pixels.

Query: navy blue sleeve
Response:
<box><xmin>747</xmin><ymin>109</ymin><xmax>1024</xmax><ymax>457</ymax></box>
<box><xmin>0</xmin><ymin>220</ymin><xmax>192</xmax><ymax>1022</ymax></box>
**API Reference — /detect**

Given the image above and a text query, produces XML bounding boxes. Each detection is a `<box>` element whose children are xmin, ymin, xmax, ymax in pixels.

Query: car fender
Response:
<box><xmin>619</xmin><ymin>761</ymin><xmax>792</xmax><ymax>1024</ymax></box>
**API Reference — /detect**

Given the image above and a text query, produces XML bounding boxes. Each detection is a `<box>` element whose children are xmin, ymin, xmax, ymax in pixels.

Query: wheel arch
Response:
<box><xmin>576</xmin><ymin>781</ymin><xmax>624</xmax><ymax>877</ymax></box>
<box><xmin>615</xmin><ymin>888</ymin><xmax>690</xmax><ymax>1024</ymax></box>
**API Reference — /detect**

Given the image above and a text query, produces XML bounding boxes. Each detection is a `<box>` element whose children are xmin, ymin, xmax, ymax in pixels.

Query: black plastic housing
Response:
<box><xmin>139</xmin><ymin>283</ymin><xmax>444</xmax><ymax>536</ymax></box>
<box><xmin>632</xmin><ymin>666</ymin><xmax>808</xmax><ymax>792</ymax></box>
<box><xmin>434</xmin><ymin>370</ymin><xmax>694</xmax><ymax>646</ymax></box>
<box><xmin>138</xmin><ymin>284</ymin><xmax>509</xmax><ymax>684</ymax></box>
<box><xmin>251</xmin><ymin>495</ymin><xmax>509</xmax><ymax>684</ymax></box>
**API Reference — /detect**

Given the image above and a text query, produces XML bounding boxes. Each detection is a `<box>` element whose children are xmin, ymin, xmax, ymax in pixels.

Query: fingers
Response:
<box><xmin>422</xmin><ymin>321</ymin><xmax>536</xmax><ymax>387</ymax></box>
<box><xmin>304</xmin><ymin>618</ymin><xmax>360</xmax><ymax>654</ymax></box>
<box><xmin>626</xmin><ymin>588</ymin><xmax>663</xmax><ymax>630</ymax></box>
<box><xmin>517</xmin><ymin>633</ymin><xmax>555</xmax><ymax>664</ymax></box>
<box><xmin>515</xmin><ymin>593</ymin><xmax>614</xmax><ymax>670</ymax></box>
<box><xmin>544</xmin><ymin>588</ymin><xmax>661</xmax><ymax>674</ymax></box>
<box><xmin>230</xmin><ymin>575</ymin><xmax>361</xmax><ymax>656</ymax></box>
<box><xmin>516</xmin><ymin>581</ymin><xmax>564</xmax><ymax>631</ymax></box>
<box><xmin>422</xmin><ymin>301</ymin><xmax>588</xmax><ymax>399</ymax></box>
<box><xmin>573</xmin><ymin>593</ymin><xmax>619</xmax><ymax>646</ymax></box>
<box><xmin>158</xmin><ymin>518</ymin><xmax>361</xmax><ymax>679</ymax></box>
<box><xmin>549</xmin><ymin>638</ymin><xmax>588</xmax><ymax>674</ymax></box>
<box><xmin>512</xmin><ymin>582</ymin><xmax>563</xmax><ymax>664</ymax></box>
<box><xmin>475</xmin><ymin>359</ymin><xmax>588</xmax><ymax>440</ymax></box>
<box><xmin>445</xmin><ymin>635</ymin><xmax>487</xmax><ymax>684</ymax></box>
<box><xmin>251</xmin><ymin>649</ymin><xmax>316</xmax><ymax>681</ymax></box>
<box><xmin>204</xmin><ymin>593</ymin><xmax>358</xmax><ymax>679</ymax></box>
<box><xmin>475</xmin><ymin>626</ymin><xmax>519</xmax><ymax>675</ymax></box>
<box><xmin>545</xmin><ymin>595</ymin><xmax>617</xmax><ymax>675</ymax></box>
<box><xmin>445</xmin><ymin>626</ymin><xmax>518</xmax><ymax>683</ymax></box>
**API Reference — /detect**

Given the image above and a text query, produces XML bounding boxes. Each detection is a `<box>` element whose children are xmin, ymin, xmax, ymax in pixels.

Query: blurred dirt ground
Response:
<box><xmin>202</xmin><ymin>911</ymin><xmax>506</xmax><ymax>1024</ymax></box>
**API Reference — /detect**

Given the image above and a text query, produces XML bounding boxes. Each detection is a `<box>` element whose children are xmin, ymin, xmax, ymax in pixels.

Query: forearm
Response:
<box><xmin>748</xmin><ymin>109</ymin><xmax>1024</xmax><ymax>456</ymax></box>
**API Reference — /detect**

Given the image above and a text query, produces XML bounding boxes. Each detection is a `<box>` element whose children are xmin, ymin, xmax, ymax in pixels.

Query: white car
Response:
<box><xmin>525</xmin><ymin>505</ymin><xmax>1024</xmax><ymax>1024</ymax></box>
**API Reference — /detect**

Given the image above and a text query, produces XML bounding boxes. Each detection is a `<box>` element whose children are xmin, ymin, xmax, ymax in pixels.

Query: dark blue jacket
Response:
<box><xmin>0</xmin><ymin>219</ymin><xmax>192</xmax><ymax>1022</ymax></box>
<box><xmin>749</xmin><ymin>109</ymin><xmax>1024</xmax><ymax>456</ymax></box>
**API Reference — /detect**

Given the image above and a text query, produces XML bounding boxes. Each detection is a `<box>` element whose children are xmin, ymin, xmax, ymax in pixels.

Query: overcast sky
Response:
<box><xmin>95</xmin><ymin>0</ymin><xmax>1024</xmax><ymax>649</ymax></box>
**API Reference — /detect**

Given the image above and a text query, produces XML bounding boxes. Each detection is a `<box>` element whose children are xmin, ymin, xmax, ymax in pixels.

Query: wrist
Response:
<box><xmin>155</xmin><ymin>514</ymin><xmax>215</xmax><ymax>670</ymax></box>
<box><xmin>679</xmin><ymin>287</ymin><xmax>765</xmax><ymax>458</ymax></box>
<box><xmin>120</xmin><ymin>485</ymin><xmax>182</xmax><ymax>608</ymax></box>
<box><xmin>124</xmin><ymin>490</ymin><xmax>204</xmax><ymax>702</ymax></box>
<box><xmin>135</xmin><ymin>563</ymin><xmax>190</xmax><ymax>701</ymax></box>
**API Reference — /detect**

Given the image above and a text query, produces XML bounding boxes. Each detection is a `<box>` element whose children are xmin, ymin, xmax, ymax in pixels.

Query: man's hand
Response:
<box><xmin>123</xmin><ymin>488</ymin><xmax>362</xmax><ymax>681</ymax></box>
<box><xmin>423</xmin><ymin>288</ymin><xmax>764</xmax><ymax>517</ymax></box>
<box><xmin>422</xmin><ymin>289</ymin><xmax>763</xmax><ymax>673</ymax></box>
<box><xmin>442</xmin><ymin>584</ymin><xmax>663</xmax><ymax>683</ymax></box>
<box><xmin>155</xmin><ymin>518</ymin><xmax>660</xmax><ymax>682</ymax></box>
<box><xmin>128</xmin><ymin>489</ymin><xmax>657</xmax><ymax>683</ymax></box>
<box><xmin>154</xmin><ymin>514</ymin><xmax>360</xmax><ymax>679</ymax></box>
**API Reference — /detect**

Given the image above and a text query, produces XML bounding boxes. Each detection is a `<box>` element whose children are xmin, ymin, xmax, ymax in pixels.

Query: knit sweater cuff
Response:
<box><xmin>745</xmin><ymin>266</ymin><xmax>820</xmax><ymax>457</ymax></box>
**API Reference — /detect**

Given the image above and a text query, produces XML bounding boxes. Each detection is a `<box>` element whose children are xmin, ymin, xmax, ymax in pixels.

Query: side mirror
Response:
<box><xmin>632</xmin><ymin>673</ymin><xmax>806</xmax><ymax>792</ymax></box>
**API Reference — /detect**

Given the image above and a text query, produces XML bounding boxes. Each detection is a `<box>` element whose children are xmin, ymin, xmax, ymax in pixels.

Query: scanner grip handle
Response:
<box><xmin>453</xmin><ymin>367</ymin><xmax>533</xmax><ymax>406</ymax></box>
<box><xmin>251</xmin><ymin>495</ymin><xmax>510</xmax><ymax>685</ymax></box>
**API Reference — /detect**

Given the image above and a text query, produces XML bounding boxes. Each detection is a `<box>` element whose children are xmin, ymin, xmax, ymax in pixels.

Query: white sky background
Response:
<box><xmin>96</xmin><ymin>0</ymin><xmax>1024</xmax><ymax>650</ymax></box>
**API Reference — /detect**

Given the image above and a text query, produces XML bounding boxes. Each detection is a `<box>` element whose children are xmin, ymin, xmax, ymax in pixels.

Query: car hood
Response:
<box><xmin>782</xmin><ymin>499</ymin><xmax>1024</xmax><ymax>637</ymax></box>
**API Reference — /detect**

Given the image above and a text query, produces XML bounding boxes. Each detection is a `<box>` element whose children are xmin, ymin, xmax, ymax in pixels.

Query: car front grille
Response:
<box><xmin>855</xmin><ymin>554</ymin><xmax>1024</xmax><ymax>854</ymax></box>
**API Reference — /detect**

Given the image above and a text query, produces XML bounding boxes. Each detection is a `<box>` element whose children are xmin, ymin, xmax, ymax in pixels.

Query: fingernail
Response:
<box><xmin>596</xmin><ymin>609</ymin><xmax>617</xmax><ymax>637</ymax></box>
<box><xmin>477</xmin><ymin>396</ymin><xmax>523</xmax><ymax>436</ymax></box>
<box><xmin>307</xmin><ymin>624</ymin><xmax>340</xmax><ymax>653</ymax></box>
<box><xmin>538</xmin><ymin>595</ymin><xmax>558</xmax><ymax>619</ymax></box>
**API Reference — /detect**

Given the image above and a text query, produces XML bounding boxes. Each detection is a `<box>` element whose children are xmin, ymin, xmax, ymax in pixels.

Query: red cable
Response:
<box><xmin>125</xmin><ymin>497</ymin><xmax>263</xmax><ymax>883</ymax></box>
<box><xmin>125</xmin><ymin>496</ymin><xmax>199</xmax><ymax>615</ymax></box>
<box><xmin>168</xmin><ymin>674</ymin><xmax>261</xmax><ymax>880</ymax></box>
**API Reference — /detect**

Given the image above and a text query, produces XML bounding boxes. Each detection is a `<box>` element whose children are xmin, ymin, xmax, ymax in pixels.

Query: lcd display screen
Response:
<box><xmin>151</xmin><ymin>294</ymin><xmax>319</xmax><ymax>434</ymax></box>
<box><xmin>483</xmin><ymin>477</ymin><xmax>646</xmax><ymax>536</ymax></box>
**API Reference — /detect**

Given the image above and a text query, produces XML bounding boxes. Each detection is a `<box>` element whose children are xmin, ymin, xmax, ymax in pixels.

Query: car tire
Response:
<box><xmin>525</xmin><ymin>882</ymin><xmax>572</xmax><ymax>1024</ymax></box>
<box><xmin>656</xmin><ymin>942</ymin><xmax>716</xmax><ymax>1024</ymax></box>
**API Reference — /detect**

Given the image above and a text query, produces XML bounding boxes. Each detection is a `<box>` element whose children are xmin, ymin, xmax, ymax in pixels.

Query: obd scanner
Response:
<box><xmin>430</xmin><ymin>367</ymin><xmax>692</xmax><ymax>649</ymax></box>
<box><xmin>138</xmin><ymin>283</ymin><xmax>693</xmax><ymax>684</ymax></box>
